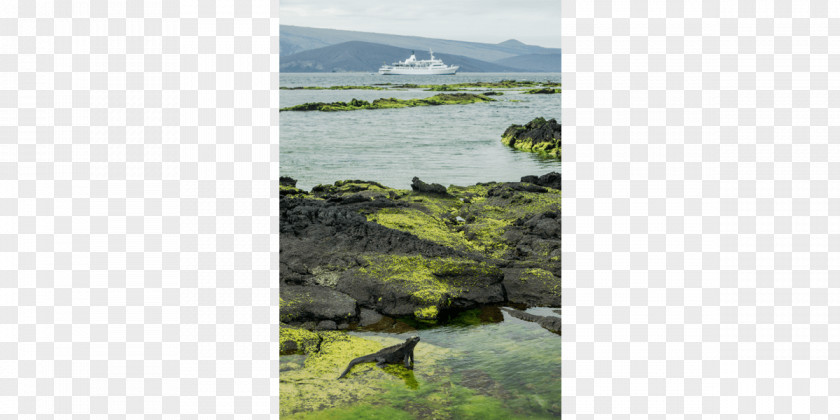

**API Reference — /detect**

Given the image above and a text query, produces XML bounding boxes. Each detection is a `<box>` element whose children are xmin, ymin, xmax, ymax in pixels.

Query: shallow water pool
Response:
<box><xmin>280</xmin><ymin>306</ymin><xmax>561</xmax><ymax>419</ymax></box>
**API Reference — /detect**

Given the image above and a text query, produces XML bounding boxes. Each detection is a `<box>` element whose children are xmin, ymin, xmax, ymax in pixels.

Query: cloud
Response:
<box><xmin>278</xmin><ymin>0</ymin><xmax>561</xmax><ymax>48</ymax></box>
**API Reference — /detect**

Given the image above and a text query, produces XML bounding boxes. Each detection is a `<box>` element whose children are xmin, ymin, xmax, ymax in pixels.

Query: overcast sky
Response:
<box><xmin>278</xmin><ymin>0</ymin><xmax>561</xmax><ymax>48</ymax></box>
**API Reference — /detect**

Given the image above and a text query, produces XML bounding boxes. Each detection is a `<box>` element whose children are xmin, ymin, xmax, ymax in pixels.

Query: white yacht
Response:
<box><xmin>378</xmin><ymin>49</ymin><xmax>459</xmax><ymax>75</ymax></box>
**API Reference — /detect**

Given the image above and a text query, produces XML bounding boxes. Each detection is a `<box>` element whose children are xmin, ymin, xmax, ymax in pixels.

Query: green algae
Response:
<box><xmin>523</xmin><ymin>88</ymin><xmax>561</xmax><ymax>94</ymax></box>
<box><xmin>375</xmin><ymin>379</ymin><xmax>552</xmax><ymax>420</ymax></box>
<box><xmin>444</xmin><ymin>306</ymin><xmax>504</xmax><ymax>327</ymax></box>
<box><xmin>279</xmin><ymin>93</ymin><xmax>495</xmax><ymax>112</ymax></box>
<box><xmin>284</xmin><ymin>404</ymin><xmax>415</xmax><ymax>420</ymax></box>
<box><xmin>280</xmin><ymin>333</ymin><xmax>454</xmax><ymax>417</ymax></box>
<box><xmin>312</xmin><ymin>180</ymin><xmax>395</xmax><ymax>197</ymax></box>
<box><xmin>520</xmin><ymin>269</ymin><xmax>560</xmax><ymax>298</ymax></box>
<box><xmin>367</xmin><ymin>208</ymin><xmax>478</xmax><ymax>253</ymax></box>
<box><xmin>360</xmin><ymin>182</ymin><xmax>559</xmax><ymax>259</ymax></box>
<box><xmin>502</xmin><ymin>136</ymin><xmax>561</xmax><ymax>157</ymax></box>
<box><xmin>500</xmin><ymin>117</ymin><xmax>561</xmax><ymax>158</ymax></box>
<box><xmin>280</xmin><ymin>307</ymin><xmax>562</xmax><ymax>418</ymax></box>
<box><xmin>357</xmin><ymin>254</ymin><xmax>501</xmax><ymax>313</ymax></box>
<box><xmin>280</xmin><ymin>324</ymin><xmax>322</xmax><ymax>356</ymax></box>
<box><xmin>280</xmin><ymin>184</ymin><xmax>308</xmax><ymax>197</ymax></box>
<box><xmin>365</xmin><ymin>190</ymin><xmax>507</xmax><ymax>257</ymax></box>
<box><xmin>413</xmin><ymin>306</ymin><xmax>439</xmax><ymax>322</ymax></box>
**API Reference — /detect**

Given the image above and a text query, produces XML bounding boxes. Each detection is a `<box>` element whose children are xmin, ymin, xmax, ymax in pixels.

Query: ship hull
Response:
<box><xmin>378</xmin><ymin>66</ymin><xmax>459</xmax><ymax>75</ymax></box>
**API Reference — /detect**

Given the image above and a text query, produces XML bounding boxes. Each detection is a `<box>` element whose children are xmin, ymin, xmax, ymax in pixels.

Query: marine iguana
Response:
<box><xmin>337</xmin><ymin>336</ymin><xmax>420</xmax><ymax>379</ymax></box>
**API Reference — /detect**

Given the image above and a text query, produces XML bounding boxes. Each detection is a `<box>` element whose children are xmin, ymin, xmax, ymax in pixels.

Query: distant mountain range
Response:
<box><xmin>279</xmin><ymin>25</ymin><xmax>560</xmax><ymax>73</ymax></box>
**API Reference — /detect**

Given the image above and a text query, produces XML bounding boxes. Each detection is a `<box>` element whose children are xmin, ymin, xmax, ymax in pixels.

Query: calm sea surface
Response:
<box><xmin>280</xmin><ymin>72</ymin><xmax>561</xmax><ymax>190</ymax></box>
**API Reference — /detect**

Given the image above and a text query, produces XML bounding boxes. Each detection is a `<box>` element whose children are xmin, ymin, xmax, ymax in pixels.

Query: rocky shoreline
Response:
<box><xmin>280</xmin><ymin>173</ymin><xmax>561</xmax><ymax>332</ymax></box>
<box><xmin>279</xmin><ymin>93</ymin><xmax>495</xmax><ymax>112</ymax></box>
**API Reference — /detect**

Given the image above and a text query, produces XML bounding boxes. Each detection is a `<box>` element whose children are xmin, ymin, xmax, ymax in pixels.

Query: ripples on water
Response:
<box><xmin>280</xmin><ymin>73</ymin><xmax>562</xmax><ymax>190</ymax></box>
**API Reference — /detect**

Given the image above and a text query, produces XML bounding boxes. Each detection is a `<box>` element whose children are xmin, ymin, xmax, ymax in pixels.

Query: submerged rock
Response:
<box><xmin>501</xmin><ymin>117</ymin><xmax>561</xmax><ymax>157</ymax></box>
<box><xmin>502</xmin><ymin>307</ymin><xmax>562</xmax><ymax>335</ymax></box>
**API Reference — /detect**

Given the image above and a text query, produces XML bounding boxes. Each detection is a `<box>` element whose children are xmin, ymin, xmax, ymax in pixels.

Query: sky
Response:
<box><xmin>278</xmin><ymin>0</ymin><xmax>562</xmax><ymax>48</ymax></box>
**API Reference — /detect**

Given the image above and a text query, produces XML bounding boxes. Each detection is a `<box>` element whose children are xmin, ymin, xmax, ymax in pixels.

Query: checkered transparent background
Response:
<box><xmin>1</xmin><ymin>1</ymin><xmax>278</xmax><ymax>417</ymax></box>
<box><xmin>563</xmin><ymin>0</ymin><xmax>838</xmax><ymax>417</ymax></box>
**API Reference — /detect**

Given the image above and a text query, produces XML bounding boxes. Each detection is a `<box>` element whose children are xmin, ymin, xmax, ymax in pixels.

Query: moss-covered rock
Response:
<box><xmin>523</xmin><ymin>88</ymin><xmax>561</xmax><ymax>94</ymax></box>
<box><xmin>501</xmin><ymin>117</ymin><xmax>561</xmax><ymax>158</ymax></box>
<box><xmin>279</xmin><ymin>333</ymin><xmax>454</xmax><ymax>417</ymax></box>
<box><xmin>280</xmin><ymin>174</ymin><xmax>560</xmax><ymax>325</ymax></box>
<box><xmin>280</xmin><ymin>323</ymin><xmax>322</xmax><ymax>355</ymax></box>
<box><xmin>336</xmin><ymin>254</ymin><xmax>504</xmax><ymax>320</ymax></box>
<box><xmin>279</xmin><ymin>93</ymin><xmax>495</xmax><ymax>112</ymax></box>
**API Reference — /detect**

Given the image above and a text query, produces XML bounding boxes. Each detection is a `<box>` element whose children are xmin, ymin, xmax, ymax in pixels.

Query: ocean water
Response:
<box><xmin>279</xmin><ymin>72</ymin><xmax>561</xmax><ymax>190</ymax></box>
<box><xmin>352</xmin><ymin>307</ymin><xmax>562</xmax><ymax>418</ymax></box>
<box><xmin>281</xmin><ymin>306</ymin><xmax>561</xmax><ymax>419</ymax></box>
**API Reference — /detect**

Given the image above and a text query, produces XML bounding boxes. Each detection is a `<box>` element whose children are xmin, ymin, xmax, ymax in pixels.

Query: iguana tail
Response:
<box><xmin>337</xmin><ymin>354</ymin><xmax>377</xmax><ymax>379</ymax></box>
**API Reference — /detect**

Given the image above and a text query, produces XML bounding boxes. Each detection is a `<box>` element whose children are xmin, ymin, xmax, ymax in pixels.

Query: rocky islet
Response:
<box><xmin>501</xmin><ymin>117</ymin><xmax>562</xmax><ymax>157</ymax></box>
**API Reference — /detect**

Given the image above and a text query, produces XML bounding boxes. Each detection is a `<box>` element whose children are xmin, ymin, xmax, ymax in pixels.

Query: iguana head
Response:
<box><xmin>405</xmin><ymin>335</ymin><xmax>420</xmax><ymax>348</ymax></box>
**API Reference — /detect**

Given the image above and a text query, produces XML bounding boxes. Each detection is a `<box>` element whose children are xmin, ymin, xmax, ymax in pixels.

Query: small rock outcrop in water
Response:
<box><xmin>280</xmin><ymin>174</ymin><xmax>560</xmax><ymax>328</ymax></box>
<box><xmin>280</xmin><ymin>176</ymin><xmax>307</xmax><ymax>196</ymax></box>
<box><xmin>501</xmin><ymin>308</ymin><xmax>561</xmax><ymax>335</ymax></box>
<box><xmin>279</xmin><ymin>93</ymin><xmax>495</xmax><ymax>112</ymax></box>
<box><xmin>523</xmin><ymin>88</ymin><xmax>561</xmax><ymax>94</ymax></box>
<box><xmin>501</xmin><ymin>117</ymin><xmax>561</xmax><ymax>157</ymax></box>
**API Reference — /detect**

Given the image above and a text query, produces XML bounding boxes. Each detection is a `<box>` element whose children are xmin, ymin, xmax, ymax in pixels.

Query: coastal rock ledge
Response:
<box><xmin>279</xmin><ymin>174</ymin><xmax>561</xmax><ymax>329</ymax></box>
<box><xmin>501</xmin><ymin>117</ymin><xmax>561</xmax><ymax>157</ymax></box>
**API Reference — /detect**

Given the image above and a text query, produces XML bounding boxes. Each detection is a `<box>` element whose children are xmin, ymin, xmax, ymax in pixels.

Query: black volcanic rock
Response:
<box><xmin>279</xmin><ymin>174</ymin><xmax>560</xmax><ymax>328</ymax></box>
<box><xmin>411</xmin><ymin>177</ymin><xmax>448</xmax><ymax>195</ymax></box>
<box><xmin>501</xmin><ymin>118</ymin><xmax>561</xmax><ymax>157</ymax></box>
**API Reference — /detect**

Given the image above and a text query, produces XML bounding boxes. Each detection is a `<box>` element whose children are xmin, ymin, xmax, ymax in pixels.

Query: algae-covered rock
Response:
<box><xmin>280</xmin><ymin>174</ymin><xmax>560</xmax><ymax>325</ymax></box>
<box><xmin>523</xmin><ymin>88</ymin><xmax>561</xmax><ymax>94</ymax></box>
<box><xmin>279</xmin><ymin>93</ymin><xmax>495</xmax><ymax>112</ymax></box>
<box><xmin>336</xmin><ymin>254</ymin><xmax>504</xmax><ymax>319</ymax></box>
<box><xmin>502</xmin><ymin>268</ymin><xmax>561</xmax><ymax>308</ymax></box>
<box><xmin>280</xmin><ymin>324</ymin><xmax>322</xmax><ymax>355</ymax></box>
<box><xmin>279</xmin><ymin>332</ymin><xmax>454</xmax><ymax>417</ymax></box>
<box><xmin>501</xmin><ymin>117</ymin><xmax>561</xmax><ymax>157</ymax></box>
<box><xmin>280</xmin><ymin>177</ymin><xmax>308</xmax><ymax>196</ymax></box>
<box><xmin>280</xmin><ymin>285</ymin><xmax>359</xmax><ymax>326</ymax></box>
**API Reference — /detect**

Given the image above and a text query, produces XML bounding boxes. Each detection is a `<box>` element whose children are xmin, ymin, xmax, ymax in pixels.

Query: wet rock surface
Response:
<box><xmin>501</xmin><ymin>307</ymin><xmax>562</xmax><ymax>335</ymax></box>
<box><xmin>280</xmin><ymin>174</ymin><xmax>560</xmax><ymax>328</ymax></box>
<box><xmin>501</xmin><ymin>117</ymin><xmax>561</xmax><ymax>157</ymax></box>
<box><xmin>279</xmin><ymin>285</ymin><xmax>359</xmax><ymax>327</ymax></box>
